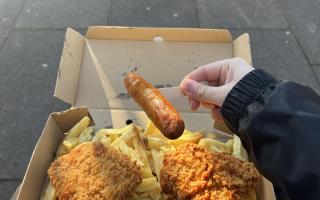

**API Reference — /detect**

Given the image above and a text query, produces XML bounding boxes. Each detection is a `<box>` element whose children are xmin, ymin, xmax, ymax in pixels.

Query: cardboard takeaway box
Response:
<box><xmin>16</xmin><ymin>26</ymin><xmax>276</xmax><ymax>200</ymax></box>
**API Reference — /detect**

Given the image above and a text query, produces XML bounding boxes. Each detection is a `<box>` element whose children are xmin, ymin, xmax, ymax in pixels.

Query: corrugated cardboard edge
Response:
<box><xmin>54</xmin><ymin>28</ymin><xmax>85</xmax><ymax>105</ymax></box>
<box><xmin>52</xmin><ymin>106</ymin><xmax>94</xmax><ymax>132</ymax></box>
<box><xmin>10</xmin><ymin>185</ymin><xmax>20</xmax><ymax>200</ymax></box>
<box><xmin>233</xmin><ymin>33</ymin><xmax>252</xmax><ymax>65</ymax></box>
<box><xmin>86</xmin><ymin>26</ymin><xmax>232</xmax><ymax>42</ymax></box>
<box><xmin>258</xmin><ymin>175</ymin><xmax>277</xmax><ymax>200</ymax></box>
<box><xmin>17</xmin><ymin>107</ymin><xmax>92</xmax><ymax>200</ymax></box>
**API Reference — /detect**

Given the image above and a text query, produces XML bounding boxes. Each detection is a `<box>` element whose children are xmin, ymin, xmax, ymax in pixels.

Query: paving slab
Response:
<box><xmin>15</xmin><ymin>0</ymin><xmax>110</xmax><ymax>29</ymax></box>
<box><xmin>0</xmin><ymin>0</ymin><xmax>26</xmax><ymax>29</ymax></box>
<box><xmin>0</xmin><ymin>29</ymin><xmax>9</xmax><ymax>49</ymax></box>
<box><xmin>311</xmin><ymin>66</ymin><xmax>320</xmax><ymax>84</ymax></box>
<box><xmin>0</xmin><ymin>180</ymin><xmax>20</xmax><ymax>200</ymax></box>
<box><xmin>231</xmin><ymin>30</ymin><xmax>320</xmax><ymax>94</ymax></box>
<box><xmin>0</xmin><ymin>30</ymin><xmax>68</xmax><ymax>179</ymax></box>
<box><xmin>279</xmin><ymin>0</ymin><xmax>320</xmax><ymax>65</ymax></box>
<box><xmin>108</xmin><ymin>0</ymin><xmax>199</xmax><ymax>27</ymax></box>
<box><xmin>197</xmin><ymin>0</ymin><xmax>288</xmax><ymax>29</ymax></box>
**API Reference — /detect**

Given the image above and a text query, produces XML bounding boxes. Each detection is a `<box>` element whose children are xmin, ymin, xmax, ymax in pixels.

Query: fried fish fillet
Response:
<box><xmin>160</xmin><ymin>143</ymin><xmax>259</xmax><ymax>200</ymax></box>
<box><xmin>48</xmin><ymin>142</ymin><xmax>142</xmax><ymax>200</ymax></box>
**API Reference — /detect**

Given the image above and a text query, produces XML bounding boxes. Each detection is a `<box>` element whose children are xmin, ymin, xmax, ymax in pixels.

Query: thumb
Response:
<box><xmin>180</xmin><ymin>79</ymin><xmax>232</xmax><ymax>106</ymax></box>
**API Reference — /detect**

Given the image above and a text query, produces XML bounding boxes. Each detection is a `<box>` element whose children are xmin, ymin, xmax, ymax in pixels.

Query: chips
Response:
<box><xmin>40</xmin><ymin>179</ymin><xmax>56</xmax><ymax>200</ymax></box>
<box><xmin>41</xmin><ymin>116</ymin><xmax>254</xmax><ymax>200</ymax></box>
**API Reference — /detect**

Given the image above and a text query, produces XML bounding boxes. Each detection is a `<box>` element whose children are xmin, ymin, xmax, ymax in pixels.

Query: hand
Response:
<box><xmin>180</xmin><ymin>57</ymin><xmax>254</xmax><ymax>120</ymax></box>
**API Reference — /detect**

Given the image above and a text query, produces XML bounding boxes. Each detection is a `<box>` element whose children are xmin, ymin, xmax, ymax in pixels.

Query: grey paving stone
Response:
<box><xmin>0</xmin><ymin>29</ymin><xmax>9</xmax><ymax>48</ymax></box>
<box><xmin>197</xmin><ymin>0</ymin><xmax>288</xmax><ymax>28</ymax></box>
<box><xmin>0</xmin><ymin>30</ymin><xmax>68</xmax><ymax>179</ymax></box>
<box><xmin>109</xmin><ymin>0</ymin><xmax>199</xmax><ymax>27</ymax></box>
<box><xmin>0</xmin><ymin>180</ymin><xmax>20</xmax><ymax>200</ymax></box>
<box><xmin>0</xmin><ymin>0</ymin><xmax>26</xmax><ymax>29</ymax></box>
<box><xmin>311</xmin><ymin>66</ymin><xmax>320</xmax><ymax>83</ymax></box>
<box><xmin>279</xmin><ymin>0</ymin><xmax>320</xmax><ymax>65</ymax></box>
<box><xmin>15</xmin><ymin>0</ymin><xmax>110</xmax><ymax>29</ymax></box>
<box><xmin>231</xmin><ymin>30</ymin><xmax>320</xmax><ymax>94</ymax></box>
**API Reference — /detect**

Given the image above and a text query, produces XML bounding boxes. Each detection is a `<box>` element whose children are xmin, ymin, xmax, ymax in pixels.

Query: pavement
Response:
<box><xmin>0</xmin><ymin>0</ymin><xmax>319</xmax><ymax>198</ymax></box>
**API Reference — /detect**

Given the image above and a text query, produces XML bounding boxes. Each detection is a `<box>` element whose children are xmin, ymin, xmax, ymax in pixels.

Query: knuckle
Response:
<box><xmin>221</xmin><ymin>61</ymin><xmax>230</xmax><ymax>70</ymax></box>
<box><xmin>233</xmin><ymin>57</ymin><xmax>245</xmax><ymax>64</ymax></box>
<box><xmin>196</xmin><ymin>84</ymin><xmax>208</xmax><ymax>99</ymax></box>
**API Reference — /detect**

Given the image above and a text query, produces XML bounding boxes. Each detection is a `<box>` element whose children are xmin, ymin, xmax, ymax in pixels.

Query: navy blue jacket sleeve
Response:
<box><xmin>221</xmin><ymin>69</ymin><xmax>320</xmax><ymax>200</ymax></box>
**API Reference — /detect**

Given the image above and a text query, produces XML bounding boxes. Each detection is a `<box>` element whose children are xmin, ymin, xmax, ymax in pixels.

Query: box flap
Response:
<box><xmin>54</xmin><ymin>28</ymin><xmax>85</xmax><ymax>105</ymax></box>
<box><xmin>86</xmin><ymin>26</ymin><xmax>232</xmax><ymax>42</ymax></box>
<box><xmin>233</xmin><ymin>33</ymin><xmax>252</xmax><ymax>65</ymax></box>
<box><xmin>71</xmin><ymin>29</ymin><xmax>234</xmax><ymax>111</ymax></box>
<box><xmin>18</xmin><ymin>107</ymin><xmax>91</xmax><ymax>200</ymax></box>
<box><xmin>52</xmin><ymin>107</ymin><xmax>94</xmax><ymax>132</ymax></box>
<box><xmin>257</xmin><ymin>176</ymin><xmax>277</xmax><ymax>200</ymax></box>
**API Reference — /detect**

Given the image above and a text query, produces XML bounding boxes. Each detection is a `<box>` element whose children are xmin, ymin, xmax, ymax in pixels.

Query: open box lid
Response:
<box><xmin>54</xmin><ymin>26</ymin><xmax>251</xmax><ymax>114</ymax></box>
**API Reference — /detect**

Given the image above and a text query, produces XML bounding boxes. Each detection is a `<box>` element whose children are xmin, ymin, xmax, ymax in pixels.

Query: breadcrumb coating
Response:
<box><xmin>48</xmin><ymin>142</ymin><xmax>142</xmax><ymax>200</ymax></box>
<box><xmin>160</xmin><ymin>143</ymin><xmax>258</xmax><ymax>200</ymax></box>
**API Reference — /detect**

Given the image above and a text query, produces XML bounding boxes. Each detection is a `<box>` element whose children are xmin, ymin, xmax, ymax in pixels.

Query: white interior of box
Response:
<box><xmin>76</xmin><ymin>39</ymin><xmax>232</xmax><ymax>110</ymax></box>
<box><xmin>65</xmin><ymin>27</ymin><xmax>238</xmax><ymax>131</ymax></box>
<box><xmin>78</xmin><ymin>38</ymin><xmax>233</xmax><ymax>131</ymax></box>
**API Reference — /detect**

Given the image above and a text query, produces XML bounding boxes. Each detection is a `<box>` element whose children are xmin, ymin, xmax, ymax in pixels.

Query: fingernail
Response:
<box><xmin>185</xmin><ymin>80</ymin><xmax>195</xmax><ymax>95</ymax></box>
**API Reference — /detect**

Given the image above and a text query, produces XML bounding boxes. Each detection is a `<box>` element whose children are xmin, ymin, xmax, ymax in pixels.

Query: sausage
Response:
<box><xmin>124</xmin><ymin>73</ymin><xmax>185</xmax><ymax>139</ymax></box>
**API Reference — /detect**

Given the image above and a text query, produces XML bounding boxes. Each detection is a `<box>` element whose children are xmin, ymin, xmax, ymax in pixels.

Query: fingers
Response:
<box><xmin>180</xmin><ymin>57</ymin><xmax>251</xmax><ymax>111</ymax></box>
<box><xmin>201</xmin><ymin>102</ymin><xmax>217</xmax><ymax>109</ymax></box>
<box><xmin>188</xmin><ymin>97</ymin><xmax>223</xmax><ymax>121</ymax></box>
<box><xmin>181</xmin><ymin>59</ymin><xmax>230</xmax><ymax>83</ymax></box>
<box><xmin>181</xmin><ymin>79</ymin><xmax>234</xmax><ymax>106</ymax></box>
<box><xmin>188</xmin><ymin>97</ymin><xmax>200</xmax><ymax>111</ymax></box>
<box><xmin>211</xmin><ymin>108</ymin><xmax>222</xmax><ymax>121</ymax></box>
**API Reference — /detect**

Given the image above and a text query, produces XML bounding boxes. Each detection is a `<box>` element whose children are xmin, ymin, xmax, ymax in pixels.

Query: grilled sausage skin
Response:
<box><xmin>124</xmin><ymin>73</ymin><xmax>185</xmax><ymax>139</ymax></box>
